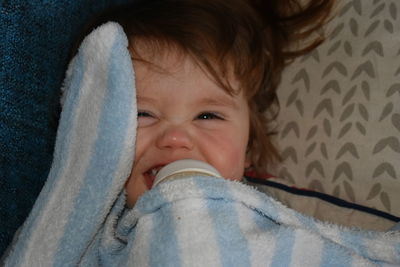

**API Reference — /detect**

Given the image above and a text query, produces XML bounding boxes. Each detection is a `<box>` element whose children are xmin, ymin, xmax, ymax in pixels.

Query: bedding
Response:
<box><xmin>245</xmin><ymin>176</ymin><xmax>399</xmax><ymax>231</ymax></box>
<box><xmin>275</xmin><ymin>0</ymin><xmax>400</xmax><ymax>217</ymax></box>
<box><xmin>4</xmin><ymin>22</ymin><xmax>400</xmax><ymax>267</ymax></box>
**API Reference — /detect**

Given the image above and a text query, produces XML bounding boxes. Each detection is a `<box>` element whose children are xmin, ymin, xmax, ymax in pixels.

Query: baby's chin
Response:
<box><xmin>125</xmin><ymin>174</ymin><xmax>149</xmax><ymax>208</ymax></box>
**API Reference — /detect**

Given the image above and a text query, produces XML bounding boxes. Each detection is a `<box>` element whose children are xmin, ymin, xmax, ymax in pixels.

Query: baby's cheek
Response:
<box><xmin>199</xmin><ymin>131</ymin><xmax>248</xmax><ymax>180</ymax></box>
<box><xmin>218</xmin><ymin>146</ymin><xmax>247</xmax><ymax>180</ymax></box>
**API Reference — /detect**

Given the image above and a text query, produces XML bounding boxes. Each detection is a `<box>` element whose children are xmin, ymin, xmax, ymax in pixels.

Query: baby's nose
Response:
<box><xmin>156</xmin><ymin>126</ymin><xmax>194</xmax><ymax>150</ymax></box>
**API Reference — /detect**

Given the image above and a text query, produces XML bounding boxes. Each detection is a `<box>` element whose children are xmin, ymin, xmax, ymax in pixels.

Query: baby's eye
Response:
<box><xmin>196</xmin><ymin>112</ymin><xmax>224</xmax><ymax>120</ymax></box>
<box><xmin>137</xmin><ymin>110</ymin><xmax>157</xmax><ymax>127</ymax></box>
<box><xmin>138</xmin><ymin>111</ymin><xmax>152</xmax><ymax>118</ymax></box>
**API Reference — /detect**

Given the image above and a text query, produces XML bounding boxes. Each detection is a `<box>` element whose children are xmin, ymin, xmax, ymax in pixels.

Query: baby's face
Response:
<box><xmin>125</xmin><ymin>50</ymin><xmax>250</xmax><ymax>206</ymax></box>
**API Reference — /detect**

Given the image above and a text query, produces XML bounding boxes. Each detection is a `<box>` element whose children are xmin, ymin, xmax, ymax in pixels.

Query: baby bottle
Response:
<box><xmin>153</xmin><ymin>159</ymin><xmax>222</xmax><ymax>187</ymax></box>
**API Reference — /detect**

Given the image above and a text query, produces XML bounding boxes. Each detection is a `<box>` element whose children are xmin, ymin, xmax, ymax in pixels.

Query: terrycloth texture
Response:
<box><xmin>105</xmin><ymin>177</ymin><xmax>400</xmax><ymax>267</ymax></box>
<box><xmin>0</xmin><ymin>0</ymin><xmax>133</xmax><ymax>256</ymax></box>
<box><xmin>4</xmin><ymin>22</ymin><xmax>400</xmax><ymax>267</ymax></box>
<box><xmin>3</xmin><ymin>22</ymin><xmax>137</xmax><ymax>266</ymax></box>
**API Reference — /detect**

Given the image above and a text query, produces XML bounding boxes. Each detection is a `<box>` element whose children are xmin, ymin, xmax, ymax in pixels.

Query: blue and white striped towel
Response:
<box><xmin>4</xmin><ymin>22</ymin><xmax>400</xmax><ymax>267</ymax></box>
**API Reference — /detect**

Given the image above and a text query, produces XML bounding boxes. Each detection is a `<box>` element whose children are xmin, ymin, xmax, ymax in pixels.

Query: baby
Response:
<box><xmin>100</xmin><ymin>0</ymin><xmax>334</xmax><ymax>206</ymax></box>
<box><xmin>125</xmin><ymin>41</ymin><xmax>251</xmax><ymax>206</ymax></box>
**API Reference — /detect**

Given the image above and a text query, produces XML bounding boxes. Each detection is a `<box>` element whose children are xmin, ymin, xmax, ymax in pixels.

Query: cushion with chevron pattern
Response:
<box><xmin>274</xmin><ymin>0</ymin><xmax>400</xmax><ymax>218</ymax></box>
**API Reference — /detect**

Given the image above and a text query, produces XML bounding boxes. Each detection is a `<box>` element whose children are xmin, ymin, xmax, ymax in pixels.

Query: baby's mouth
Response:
<box><xmin>143</xmin><ymin>165</ymin><xmax>164</xmax><ymax>189</ymax></box>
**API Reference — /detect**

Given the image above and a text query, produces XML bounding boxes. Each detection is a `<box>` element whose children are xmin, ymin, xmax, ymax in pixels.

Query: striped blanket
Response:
<box><xmin>4</xmin><ymin>22</ymin><xmax>400</xmax><ymax>267</ymax></box>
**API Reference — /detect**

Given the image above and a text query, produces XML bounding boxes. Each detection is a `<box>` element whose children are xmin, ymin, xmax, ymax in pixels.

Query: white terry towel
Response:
<box><xmin>4</xmin><ymin>22</ymin><xmax>137</xmax><ymax>266</ymax></box>
<box><xmin>4</xmin><ymin>22</ymin><xmax>400</xmax><ymax>267</ymax></box>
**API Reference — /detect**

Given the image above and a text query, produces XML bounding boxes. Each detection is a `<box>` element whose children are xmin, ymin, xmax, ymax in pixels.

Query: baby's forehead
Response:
<box><xmin>131</xmin><ymin>41</ymin><xmax>243</xmax><ymax>97</ymax></box>
<box><xmin>130</xmin><ymin>38</ymin><xmax>186</xmax><ymax>65</ymax></box>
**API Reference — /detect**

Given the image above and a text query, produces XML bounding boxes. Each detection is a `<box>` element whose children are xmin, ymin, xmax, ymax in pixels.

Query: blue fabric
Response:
<box><xmin>3</xmin><ymin>22</ymin><xmax>137</xmax><ymax>266</ymax></box>
<box><xmin>391</xmin><ymin>222</ymin><xmax>400</xmax><ymax>231</ymax></box>
<box><xmin>4</xmin><ymin>21</ymin><xmax>400</xmax><ymax>267</ymax></box>
<box><xmin>0</xmin><ymin>0</ymin><xmax>133</xmax><ymax>257</ymax></box>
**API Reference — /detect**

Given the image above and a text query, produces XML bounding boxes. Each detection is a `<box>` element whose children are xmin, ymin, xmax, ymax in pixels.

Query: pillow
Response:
<box><xmin>274</xmin><ymin>0</ymin><xmax>400</xmax><ymax>217</ymax></box>
<box><xmin>245</xmin><ymin>175</ymin><xmax>399</xmax><ymax>231</ymax></box>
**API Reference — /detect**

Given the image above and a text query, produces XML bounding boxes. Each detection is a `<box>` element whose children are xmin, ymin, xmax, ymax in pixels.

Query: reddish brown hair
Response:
<box><xmin>86</xmin><ymin>0</ymin><xmax>334</xmax><ymax>174</ymax></box>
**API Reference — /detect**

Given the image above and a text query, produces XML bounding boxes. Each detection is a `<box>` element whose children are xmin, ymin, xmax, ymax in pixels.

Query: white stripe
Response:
<box><xmin>21</xmin><ymin>25</ymin><xmax>119</xmax><ymax>265</ymax></box>
<box><xmin>228</xmin><ymin>183</ymin><xmax>277</xmax><ymax>266</ymax></box>
<box><xmin>129</xmin><ymin>214</ymin><xmax>153</xmax><ymax>267</ymax></box>
<box><xmin>364</xmin><ymin>234</ymin><xmax>400</xmax><ymax>264</ymax></box>
<box><xmin>290</xmin><ymin>229</ymin><xmax>323</xmax><ymax>266</ymax></box>
<box><xmin>315</xmin><ymin>222</ymin><xmax>343</xmax><ymax>246</ymax></box>
<box><xmin>278</xmin><ymin>208</ymin><xmax>304</xmax><ymax>229</ymax></box>
<box><xmin>171</xmin><ymin>179</ymin><xmax>222</xmax><ymax>267</ymax></box>
<box><xmin>234</xmin><ymin>200</ymin><xmax>277</xmax><ymax>266</ymax></box>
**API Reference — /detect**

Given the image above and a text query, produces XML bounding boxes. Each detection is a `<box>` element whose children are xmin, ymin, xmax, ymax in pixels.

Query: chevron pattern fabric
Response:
<box><xmin>275</xmin><ymin>0</ymin><xmax>400</xmax><ymax>216</ymax></box>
